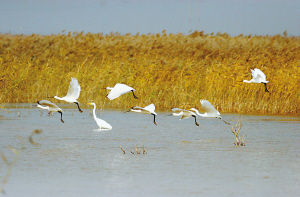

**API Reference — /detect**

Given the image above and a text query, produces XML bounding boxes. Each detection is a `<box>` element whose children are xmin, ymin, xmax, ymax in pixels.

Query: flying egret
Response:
<box><xmin>52</xmin><ymin>77</ymin><xmax>83</xmax><ymax>112</ymax></box>
<box><xmin>243</xmin><ymin>68</ymin><xmax>269</xmax><ymax>92</ymax></box>
<box><xmin>127</xmin><ymin>104</ymin><xmax>157</xmax><ymax>125</ymax></box>
<box><xmin>171</xmin><ymin>108</ymin><xmax>199</xmax><ymax>126</ymax></box>
<box><xmin>88</xmin><ymin>102</ymin><xmax>112</xmax><ymax>131</ymax></box>
<box><xmin>37</xmin><ymin>100</ymin><xmax>64</xmax><ymax>123</ymax></box>
<box><xmin>189</xmin><ymin>100</ymin><xmax>231</xmax><ymax>125</ymax></box>
<box><xmin>105</xmin><ymin>83</ymin><xmax>138</xmax><ymax>100</ymax></box>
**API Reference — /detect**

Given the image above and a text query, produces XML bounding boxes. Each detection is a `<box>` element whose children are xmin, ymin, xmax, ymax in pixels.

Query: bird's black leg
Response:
<box><xmin>131</xmin><ymin>90</ymin><xmax>138</xmax><ymax>99</ymax></box>
<box><xmin>74</xmin><ymin>102</ymin><xmax>83</xmax><ymax>113</ymax></box>
<box><xmin>58</xmin><ymin>111</ymin><xmax>64</xmax><ymax>123</ymax></box>
<box><xmin>192</xmin><ymin>115</ymin><xmax>199</xmax><ymax>126</ymax></box>
<box><xmin>263</xmin><ymin>83</ymin><xmax>269</xmax><ymax>93</ymax></box>
<box><xmin>152</xmin><ymin>114</ymin><xmax>157</xmax><ymax>126</ymax></box>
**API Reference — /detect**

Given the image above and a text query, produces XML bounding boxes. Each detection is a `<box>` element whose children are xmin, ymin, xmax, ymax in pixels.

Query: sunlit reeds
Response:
<box><xmin>0</xmin><ymin>32</ymin><xmax>299</xmax><ymax>115</ymax></box>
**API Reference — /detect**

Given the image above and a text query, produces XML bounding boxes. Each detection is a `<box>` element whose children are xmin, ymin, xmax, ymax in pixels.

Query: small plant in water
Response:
<box><xmin>120</xmin><ymin>145</ymin><xmax>126</xmax><ymax>154</ymax></box>
<box><xmin>231</xmin><ymin>119</ymin><xmax>246</xmax><ymax>146</ymax></box>
<box><xmin>121</xmin><ymin>144</ymin><xmax>147</xmax><ymax>155</ymax></box>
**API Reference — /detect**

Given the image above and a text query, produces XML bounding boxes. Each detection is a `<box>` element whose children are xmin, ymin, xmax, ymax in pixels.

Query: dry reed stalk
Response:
<box><xmin>0</xmin><ymin>32</ymin><xmax>298</xmax><ymax>115</ymax></box>
<box><xmin>142</xmin><ymin>144</ymin><xmax>146</xmax><ymax>155</ymax></box>
<box><xmin>120</xmin><ymin>145</ymin><xmax>126</xmax><ymax>154</ymax></box>
<box><xmin>231</xmin><ymin>120</ymin><xmax>246</xmax><ymax>146</ymax></box>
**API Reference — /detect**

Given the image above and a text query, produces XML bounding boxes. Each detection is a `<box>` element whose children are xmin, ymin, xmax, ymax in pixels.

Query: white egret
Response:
<box><xmin>190</xmin><ymin>100</ymin><xmax>231</xmax><ymax>125</ymax></box>
<box><xmin>88</xmin><ymin>102</ymin><xmax>112</xmax><ymax>131</ymax></box>
<box><xmin>171</xmin><ymin>108</ymin><xmax>199</xmax><ymax>126</ymax></box>
<box><xmin>52</xmin><ymin>77</ymin><xmax>83</xmax><ymax>112</ymax></box>
<box><xmin>128</xmin><ymin>104</ymin><xmax>157</xmax><ymax>125</ymax></box>
<box><xmin>106</xmin><ymin>83</ymin><xmax>137</xmax><ymax>100</ymax></box>
<box><xmin>37</xmin><ymin>100</ymin><xmax>64</xmax><ymax>123</ymax></box>
<box><xmin>243</xmin><ymin>68</ymin><xmax>269</xmax><ymax>92</ymax></box>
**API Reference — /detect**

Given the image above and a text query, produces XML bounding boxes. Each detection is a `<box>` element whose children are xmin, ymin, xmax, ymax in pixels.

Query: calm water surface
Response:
<box><xmin>0</xmin><ymin>104</ymin><xmax>299</xmax><ymax>197</ymax></box>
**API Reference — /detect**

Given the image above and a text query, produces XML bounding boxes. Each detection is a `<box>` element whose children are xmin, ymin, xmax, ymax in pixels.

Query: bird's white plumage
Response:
<box><xmin>171</xmin><ymin>108</ymin><xmax>197</xmax><ymax>120</ymax></box>
<box><xmin>170</xmin><ymin>108</ymin><xmax>199</xmax><ymax>126</ymax></box>
<box><xmin>66</xmin><ymin>78</ymin><xmax>81</xmax><ymax>100</ymax></box>
<box><xmin>54</xmin><ymin>77</ymin><xmax>81</xmax><ymax>103</ymax></box>
<box><xmin>37</xmin><ymin>100</ymin><xmax>62</xmax><ymax>112</ymax></box>
<box><xmin>189</xmin><ymin>100</ymin><xmax>221</xmax><ymax>118</ymax></box>
<box><xmin>106</xmin><ymin>83</ymin><xmax>135</xmax><ymax>100</ymax></box>
<box><xmin>54</xmin><ymin>78</ymin><xmax>83</xmax><ymax>112</ymax></box>
<box><xmin>129</xmin><ymin>104</ymin><xmax>157</xmax><ymax>125</ymax></box>
<box><xmin>142</xmin><ymin>104</ymin><xmax>156</xmax><ymax>114</ymax></box>
<box><xmin>131</xmin><ymin>104</ymin><xmax>156</xmax><ymax>115</ymax></box>
<box><xmin>244</xmin><ymin>68</ymin><xmax>268</xmax><ymax>83</ymax></box>
<box><xmin>189</xmin><ymin>100</ymin><xmax>230</xmax><ymax>125</ymax></box>
<box><xmin>200</xmin><ymin>100</ymin><xmax>220</xmax><ymax>116</ymax></box>
<box><xmin>37</xmin><ymin>100</ymin><xmax>64</xmax><ymax>123</ymax></box>
<box><xmin>89</xmin><ymin>103</ymin><xmax>112</xmax><ymax>131</ymax></box>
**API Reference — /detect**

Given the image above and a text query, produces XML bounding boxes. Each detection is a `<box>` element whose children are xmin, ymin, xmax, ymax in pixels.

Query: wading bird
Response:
<box><xmin>171</xmin><ymin>108</ymin><xmax>199</xmax><ymax>126</ymax></box>
<box><xmin>243</xmin><ymin>68</ymin><xmax>269</xmax><ymax>92</ymax></box>
<box><xmin>127</xmin><ymin>104</ymin><xmax>157</xmax><ymax>125</ymax></box>
<box><xmin>88</xmin><ymin>102</ymin><xmax>112</xmax><ymax>131</ymax></box>
<box><xmin>52</xmin><ymin>78</ymin><xmax>83</xmax><ymax>112</ymax></box>
<box><xmin>105</xmin><ymin>83</ymin><xmax>137</xmax><ymax>100</ymax></box>
<box><xmin>189</xmin><ymin>100</ymin><xmax>231</xmax><ymax>125</ymax></box>
<box><xmin>37</xmin><ymin>100</ymin><xmax>64</xmax><ymax>123</ymax></box>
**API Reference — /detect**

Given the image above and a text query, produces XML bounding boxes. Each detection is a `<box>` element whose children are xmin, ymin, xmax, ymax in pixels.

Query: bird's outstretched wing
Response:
<box><xmin>254</xmin><ymin>68</ymin><xmax>267</xmax><ymax>81</ymax></box>
<box><xmin>66</xmin><ymin>78</ymin><xmax>81</xmax><ymax>99</ymax></box>
<box><xmin>143</xmin><ymin>104</ymin><xmax>155</xmax><ymax>112</ymax></box>
<box><xmin>200</xmin><ymin>100</ymin><xmax>220</xmax><ymax>115</ymax></box>
<box><xmin>251</xmin><ymin>69</ymin><xmax>257</xmax><ymax>79</ymax></box>
<box><xmin>107</xmin><ymin>83</ymin><xmax>134</xmax><ymax>100</ymax></box>
<box><xmin>131</xmin><ymin>106</ymin><xmax>143</xmax><ymax>110</ymax></box>
<box><xmin>171</xmin><ymin>108</ymin><xmax>184</xmax><ymax>113</ymax></box>
<box><xmin>38</xmin><ymin>100</ymin><xmax>59</xmax><ymax>108</ymax></box>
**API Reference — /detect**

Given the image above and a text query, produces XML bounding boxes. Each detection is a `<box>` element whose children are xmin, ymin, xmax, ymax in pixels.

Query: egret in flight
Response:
<box><xmin>52</xmin><ymin>78</ymin><xmax>83</xmax><ymax>112</ymax></box>
<box><xmin>127</xmin><ymin>104</ymin><xmax>157</xmax><ymax>125</ymax></box>
<box><xmin>171</xmin><ymin>108</ymin><xmax>199</xmax><ymax>126</ymax></box>
<box><xmin>190</xmin><ymin>100</ymin><xmax>231</xmax><ymax>125</ymax></box>
<box><xmin>88</xmin><ymin>102</ymin><xmax>112</xmax><ymax>131</ymax></box>
<box><xmin>105</xmin><ymin>83</ymin><xmax>138</xmax><ymax>100</ymax></box>
<box><xmin>243</xmin><ymin>68</ymin><xmax>269</xmax><ymax>92</ymax></box>
<box><xmin>37</xmin><ymin>100</ymin><xmax>64</xmax><ymax>123</ymax></box>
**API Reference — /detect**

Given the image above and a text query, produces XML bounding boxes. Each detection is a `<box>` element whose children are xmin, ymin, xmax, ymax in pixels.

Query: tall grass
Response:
<box><xmin>0</xmin><ymin>32</ymin><xmax>299</xmax><ymax>115</ymax></box>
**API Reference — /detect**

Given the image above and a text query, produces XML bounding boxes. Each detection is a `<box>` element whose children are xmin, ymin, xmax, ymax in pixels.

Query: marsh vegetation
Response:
<box><xmin>0</xmin><ymin>32</ymin><xmax>298</xmax><ymax>115</ymax></box>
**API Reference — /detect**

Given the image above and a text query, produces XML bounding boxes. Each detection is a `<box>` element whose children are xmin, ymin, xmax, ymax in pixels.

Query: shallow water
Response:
<box><xmin>0</xmin><ymin>104</ymin><xmax>300</xmax><ymax>197</ymax></box>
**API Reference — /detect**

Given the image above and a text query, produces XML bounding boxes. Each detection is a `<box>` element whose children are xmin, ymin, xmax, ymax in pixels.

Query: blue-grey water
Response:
<box><xmin>0</xmin><ymin>104</ymin><xmax>299</xmax><ymax>197</ymax></box>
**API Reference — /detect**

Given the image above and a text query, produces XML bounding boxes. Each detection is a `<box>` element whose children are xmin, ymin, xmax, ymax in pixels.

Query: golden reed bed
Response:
<box><xmin>0</xmin><ymin>31</ymin><xmax>299</xmax><ymax>115</ymax></box>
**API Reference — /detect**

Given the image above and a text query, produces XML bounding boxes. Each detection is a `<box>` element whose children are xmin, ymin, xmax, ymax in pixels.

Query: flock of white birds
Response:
<box><xmin>37</xmin><ymin>68</ymin><xmax>269</xmax><ymax>130</ymax></box>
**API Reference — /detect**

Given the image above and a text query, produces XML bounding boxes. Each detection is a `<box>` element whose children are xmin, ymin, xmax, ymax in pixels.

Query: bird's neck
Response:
<box><xmin>92</xmin><ymin>104</ymin><xmax>97</xmax><ymax>120</ymax></box>
<box><xmin>106</xmin><ymin>87</ymin><xmax>113</xmax><ymax>90</ymax></box>
<box><xmin>192</xmin><ymin>109</ymin><xmax>205</xmax><ymax>117</ymax></box>
<box><xmin>54</xmin><ymin>96</ymin><xmax>63</xmax><ymax>100</ymax></box>
<box><xmin>37</xmin><ymin>104</ymin><xmax>49</xmax><ymax>110</ymax></box>
<box><xmin>243</xmin><ymin>80</ymin><xmax>252</xmax><ymax>83</ymax></box>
